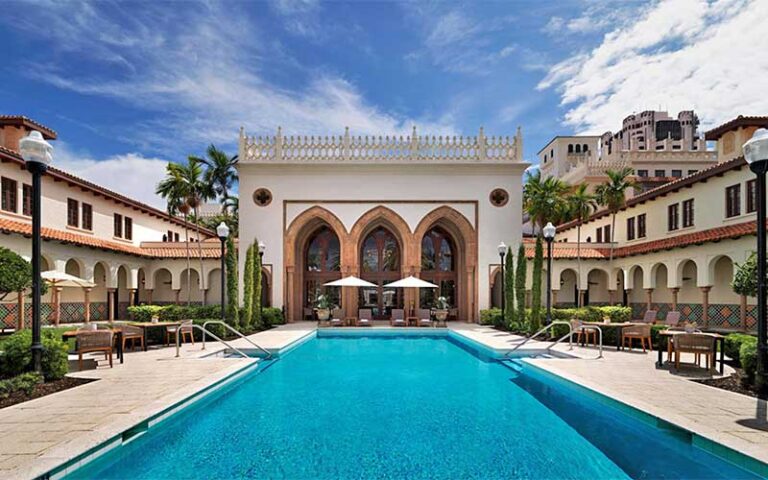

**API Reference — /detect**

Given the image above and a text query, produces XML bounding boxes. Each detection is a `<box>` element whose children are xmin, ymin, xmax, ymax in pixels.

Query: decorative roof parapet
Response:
<box><xmin>238</xmin><ymin>126</ymin><xmax>524</xmax><ymax>164</ymax></box>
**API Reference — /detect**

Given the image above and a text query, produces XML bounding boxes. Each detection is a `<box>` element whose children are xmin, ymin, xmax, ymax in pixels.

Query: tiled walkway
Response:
<box><xmin>0</xmin><ymin>324</ymin><xmax>313</xmax><ymax>480</ymax></box>
<box><xmin>449</xmin><ymin>323</ymin><xmax>768</xmax><ymax>471</ymax></box>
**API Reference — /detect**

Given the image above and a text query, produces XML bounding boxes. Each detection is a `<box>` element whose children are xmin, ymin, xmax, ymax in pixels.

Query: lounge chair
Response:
<box><xmin>120</xmin><ymin>323</ymin><xmax>144</xmax><ymax>352</ymax></box>
<box><xmin>358</xmin><ymin>309</ymin><xmax>373</xmax><ymax>327</ymax></box>
<box><xmin>303</xmin><ymin>308</ymin><xmax>315</xmax><ymax>321</ymax></box>
<box><xmin>166</xmin><ymin>320</ymin><xmax>194</xmax><ymax>346</ymax></box>
<box><xmin>621</xmin><ymin>323</ymin><xmax>652</xmax><ymax>352</ymax></box>
<box><xmin>416</xmin><ymin>308</ymin><xmax>432</xmax><ymax>327</ymax></box>
<box><xmin>673</xmin><ymin>333</ymin><xmax>715</xmax><ymax>371</ymax></box>
<box><xmin>663</xmin><ymin>311</ymin><xmax>681</xmax><ymax>328</ymax></box>
<box><xmin>638</xmin><ymin>310</ymin><xmax>657</xmax><ymax>324</ymax></box>
<box><xmin>329</xmin><ymin>308</ymin><xmax>344</xmax><ymax>327</ymax></box>
<box><xmin>76</xmin><ymin>330</ymin><xmax>114</xmax><ymax>370</ymax></box>
<box><xmin>390</xmin><ymin>309</ymin><xmax>406</xmax><ymax>327</ymax></box>
<box><xmin>570</xmin><ymin>319</ymin><xmax>599</xmax><ymax>347</ymax></box>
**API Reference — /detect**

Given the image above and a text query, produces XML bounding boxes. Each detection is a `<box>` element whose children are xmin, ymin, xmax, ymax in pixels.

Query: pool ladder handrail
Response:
<box><xmin>504</xmin><ymin>320</ymin><xmax>573</xmax><ymax>358</ymax></box>
<box><xmin>202</xmin><ymin>320</ymin><xmax>273</xmax><ymax>359</ymax></box>
<box><xmin>175</xmin><ymin>323</ymin><xmax>251</xmax><ymax>359</ymax></box>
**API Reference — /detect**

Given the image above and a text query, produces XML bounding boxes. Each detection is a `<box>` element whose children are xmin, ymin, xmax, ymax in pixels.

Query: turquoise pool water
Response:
<box><xmin>68</xmin><ymin>333</ymin><xmax>760</xmax><ymax>479</ymax></box>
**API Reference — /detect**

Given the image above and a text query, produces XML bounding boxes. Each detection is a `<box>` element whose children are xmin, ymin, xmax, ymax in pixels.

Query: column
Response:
<box><xmin>551</xmin><ymin>290</ymin><xmax>558</xmax><ymax>307</ymax></box>
<box><xmin>700</xmin><ymin>286</ymin><xmax>711</xmax><ymax>327</ymax></box>
<box><xmin>608</xmin><ymin>289</ymin><xmax>615</xmax><ymax>306</ymax></box>
<box><xmin>128</xmin><ymin>288</ymin><xmax>137</xmax><ymax>306</ymax></box>
<box><xmin>16</xmin><ymin>291</ymin><xmax>25</xmax><ymax>331</ymax></box>
<box><xmin>671</xmin><ymin>287</ymin><xmax>680</xmax><ymax>311</ymax></box>
<box><xmin>84</xmin><ymin>288</ymin><xmax>91</xmax><ymax>323</ymax></box>
<box><xmin>146</xmin><ymin>289</ymin><xmax>153</xmax><ymax>305</ymax></box>
<box><xmin>645</xmin><ymin>288</ymin><xmax>653</xmax><ymax>311</ymax></box>
<box><xmin>107</xmin><ymin>288</ymin><xmax>116</xmax><ymax>321</ymax></box>
<box><xmin>579</xmin><ymin>289</ymin><xmax>587</xmax><ymax>308</ymax></box>
<box><xmin>53</xmin><ymin>286</ymin><xmax>63</xmax><ymax>326</ymax></box>
<box><xmin>174</xmin><ymin>289</ymin><xmax>181</xmax><ymax>306</ymax></box>
<box><xmin>740</xmin><ymin>294</ymin><xmax>747</xmax><ymax>330</ymax></box>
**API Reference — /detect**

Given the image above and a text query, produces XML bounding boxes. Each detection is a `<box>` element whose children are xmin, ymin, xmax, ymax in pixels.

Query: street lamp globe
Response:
<box><xmin>497</xmin><ymin>242</ymin><xmax>507</xmax><ymax>256</ymax></box>
<box><xmin>216</xmin><ymin>221</ymin><xmax>230</xmax><ymax>240</ymax></box>
<box><xmin>258</xmin><ymin>241</ymin><xmax>266</xmax><ymax>255</ymax></box>
<box><xmin>543</xmin><ymin>222</ymin><xmax>556</xmax><ymax>240</ymax></box>
<box><xmin>19</xmin><ymin>131</ymin><xmax>53</xmax><ymax>167</ymax></box>
<box><xmin>744</xmin><ymin>128</ymin><xmax>768</xmax><ymax>168</ymax></box>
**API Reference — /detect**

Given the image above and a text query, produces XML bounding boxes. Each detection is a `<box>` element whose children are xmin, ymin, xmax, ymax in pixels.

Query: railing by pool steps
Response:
<box><xmin>175</xmin><ymin>324</ymin><xmax>250</xmax><ymax>360</ymax></box>
<box><xmin>202</xmin><ymin>320</ymin><xmax>272</xmax><ymax>359</ymax></box>
<box><xmin>503</xmin><ymin>320</ymin><xmax>604</xmax><ymax>360</ymax></box>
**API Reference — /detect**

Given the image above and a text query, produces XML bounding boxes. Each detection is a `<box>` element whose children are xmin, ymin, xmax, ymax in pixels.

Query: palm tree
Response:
<box><xmin>523</xmin><ymin>170</ymin><xmax>570</xmax><ymax>233</ymax></box>
<box><xmin>178</xmin><ymin>157</ymin><xmax>214</xmax><ymax>305</ymax></box>
<box><xmin>567</xmin><ymin>184</ymin><xmax>598</xmax><ymax>306</ymax></box>
<box><xmin>156</xmin><ymin>164</ymin><xmax>193</xmax><ymax>306</ymax></box>
<box><xmin>595</xmin><ymin>167</ymin><xmax>639</xmax><ymax>263</ymax></box>
<box><xmin>192</xmin><ymin>145</ymin><xmax>238</xmax><ymax>214</ymax></box>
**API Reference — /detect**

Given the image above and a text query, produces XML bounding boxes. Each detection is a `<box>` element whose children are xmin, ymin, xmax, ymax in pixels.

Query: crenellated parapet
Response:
<box><xmin>239</xmin><ymin>126</ymin><xmax>523</xmax><ymax>164</ymax></box>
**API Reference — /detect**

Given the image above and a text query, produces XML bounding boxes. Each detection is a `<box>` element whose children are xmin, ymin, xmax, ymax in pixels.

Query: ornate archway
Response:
<box><xmin>419</xmin><ymin>226</ymin><xmax>457</xmax><ymax>310</ymax></box>
<box><xmin>358</xmin><ymin>226</ymin><xmax>403</xmax><ymax>319</ymax></box>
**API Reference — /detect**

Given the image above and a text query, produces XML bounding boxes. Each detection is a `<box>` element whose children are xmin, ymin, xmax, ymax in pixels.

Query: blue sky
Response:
<box><xmin>1</xmin><ymin>0</ymin><xmax>767</xmax><ymax>207</ymax></box>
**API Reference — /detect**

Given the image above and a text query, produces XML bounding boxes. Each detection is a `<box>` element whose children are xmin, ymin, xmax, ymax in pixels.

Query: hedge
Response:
<box><xmin>479</xmin><ymin>308</ymin><xmax>502</xmax><ymax>326</ymax></box>
<box><xmin>0</xmin><ymin>372</ymin><xmax>43</xmax><ymax>399</ymax></box>
<box><xmin>739</xmin><ymin>341</ymin><xmax>757</xmax><ymax>386</ymax></box>
<box><xmin>724</xmin><ymin>333</ymin><xmax>757</xmax><ymax>366</ymax></box>
<box><xmin>0</xmin><ymin>330</ymin><xmax>68</xmax><ymax>381</ymax></box>
<box><xmin>127</xmin><ymin>304</ymin><xmax>222</xmax><ymax>322</ymax></box>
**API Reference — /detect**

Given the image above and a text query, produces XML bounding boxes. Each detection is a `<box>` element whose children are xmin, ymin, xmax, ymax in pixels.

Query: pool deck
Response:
<box><xmin>2</xmin><ymin>322</ymin><xmax>767</xmax><ymax>478</ymax></box>
<box><xmin>449</xmin><ymin>323</ymin><xmax>768</xmax><ymax>471</ymax></box>
<box><xmin>0</xmin><ymin>323</ymin><xmax>314</xmax><ymax>480</ymax></box>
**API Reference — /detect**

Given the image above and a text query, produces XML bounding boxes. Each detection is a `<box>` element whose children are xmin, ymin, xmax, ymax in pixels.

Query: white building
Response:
<box><xmin>238</xmin><ymin>126</ymin><xmax>528</xmax><ymax>323</ymax></box>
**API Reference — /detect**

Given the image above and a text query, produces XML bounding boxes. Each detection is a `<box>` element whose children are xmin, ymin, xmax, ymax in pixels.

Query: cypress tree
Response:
<box><xmin>515</xmin><ymin>243</ymin><xmax>527</xmax><ymax>327</ymax></box>
<box><xmin>225</xmin><ymin>236</ymin><xmax>239</xmax><ymax>328</ymax></box>
<box><xmin>253</xmin><ymin>239</ymin><xmax>263</xmax><ymax>329</ymax></box>
<box><xmin>530</xmin><ymin>236</ymin><xmax>544</xmax><ymax>332</ymax></box>
<box><xmin>242</xmin><ymin>242</ymin><xmax>255</xmax><ymax>330</ymax></box>
<box><xmin>504</xmin><ymin>246</ymin><xmax>515</xmax><ymax>327</ymax></box>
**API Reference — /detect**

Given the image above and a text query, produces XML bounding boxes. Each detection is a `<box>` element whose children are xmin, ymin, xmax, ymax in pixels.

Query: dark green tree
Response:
<box><xmin>515</xmin><ymin>243</ymin><xmax>527</xmax><ymax>327</ymax></box>
<box><xmin>732</xmin><ymin>252</ymin><xmax>759</xmax><ymax>297</ymax></box>
<box><xmin>0</xmin><ymin>247</ymin><xmax>32</xmax><ymax>301</ymax></box>
<box><xmin>253</xmin><ymin>240</ymin><xmax>263</xmax><ymax>329</ymax></box>
<box><xmin>504</xmin><ymin>246</ymin><xmax>515</xmax><ymax>327</ymax></box>
<box><xmin>225</xmin><ymin>236</ymin><xmax>239</xmax><ymax>328</ymax></box>
<box><xmin>530</xmin><ymin>236</ymin><xmax>544</xmax><ymax>332</ymax></box>
<box><xmin>242</xmin><ymin>243</ymin><xmax>255</xmax><ymax>330</ymax></box>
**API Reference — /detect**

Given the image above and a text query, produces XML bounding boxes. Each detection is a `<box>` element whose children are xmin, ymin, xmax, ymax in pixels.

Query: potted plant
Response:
<box><xmin>314</xmin><ymin>294</ymin><xmax>333</xmax><ymax>322</ymax></box>
<box><xmin>433</xmin><ymin>296</ymin><xmax>450</xmax><ymax>322</ymax></box>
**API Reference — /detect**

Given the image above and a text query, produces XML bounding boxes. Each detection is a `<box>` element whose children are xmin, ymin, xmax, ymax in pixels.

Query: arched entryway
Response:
<box><xmin>359</xmin><ymin>226</ymin><xmax>402</xmax><ymax>319</ymax></box>
<box><xmin>304</xmin><ymin>226</ymin><xmax>342</xmax><ymax>316</ymax></box>
<box><xmin>419</xmin><ymin>226</ymin><xmax>456</xmax><ymax>310</ymax></box>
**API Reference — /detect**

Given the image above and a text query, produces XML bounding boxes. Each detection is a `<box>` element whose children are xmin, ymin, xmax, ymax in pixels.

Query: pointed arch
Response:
<box><xmin>350</xmin><ymin>205</ymin><xmax>412</xmax><ymax>265</ymax></box>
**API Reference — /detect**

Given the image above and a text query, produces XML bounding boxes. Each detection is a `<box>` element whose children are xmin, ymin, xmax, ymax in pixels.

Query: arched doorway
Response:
<box><xmin>359</xmin><ymin>226</ymin><xmax>402</xmax><ymax>319</ymax></box>
<box><xmin>304</xmin><ymin>226</ymin><xmax>341</xmax><ymax>315</ymax></box>
<box><xmin>419</xmin><ymin>227</ymin><xmax>456</xmax><ymax>309</ymax></box>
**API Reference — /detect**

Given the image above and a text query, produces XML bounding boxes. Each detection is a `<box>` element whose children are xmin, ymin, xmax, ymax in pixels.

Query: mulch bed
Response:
<box><xmin>693</xmin><ymin>369</ymin><xmax>766</xmax><ymax>399</ymax></box>
<box><xmin>0</xmin><ymin>376</ymin><xmax>96</xmax><ymax>410</ymax></box>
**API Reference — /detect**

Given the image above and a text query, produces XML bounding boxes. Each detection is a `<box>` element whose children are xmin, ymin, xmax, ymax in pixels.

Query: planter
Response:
<box><xmin>316</xmin><ymin>308</ymin><xmax>331</xmax><ymax>321</ymax></box>
<box><xmin>434</xmin><ymin>310</ymin><xmax>448</xmax><ymax>322</ymax></box>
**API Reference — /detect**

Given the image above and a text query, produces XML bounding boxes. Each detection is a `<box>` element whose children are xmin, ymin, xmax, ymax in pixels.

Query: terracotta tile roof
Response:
<box><xmin>523</xmin><ymin>220</ymin><xmax>762</xmax><ymax>259</ymax></box>
<box><xmin>557</xmin><ymin>155</ymin><xmax>747</xmax><ymax>232</ymax></box>
<box><xmin>0</xmin><ymin>115</ymin><xmax>57</xmax><ymax>138</ymax></box>
<box><xmin>0</xmin><ymin>147</ymin><xmax>215</xmax><ymax>237</ymax></box>
<box><xmin>0</xmin><ymin>218</ymin><xmax>225</xmax><ymax>259</ymax></box>
<box><xmin>705</xmin><ymin>115</ymin><xmax>768</xmax><ymax>141</ymax></box>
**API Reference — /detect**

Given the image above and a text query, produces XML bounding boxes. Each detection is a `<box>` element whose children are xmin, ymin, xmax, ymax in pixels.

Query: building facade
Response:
<box><xmin>238</xmin><ymin>127</ymin><xmax>528</xmax><ymax>323</ymax></box>
<box><xmin>0</xmin><ymin>116</ymin><xmax>222</xmax><ymax>328</ymax></box>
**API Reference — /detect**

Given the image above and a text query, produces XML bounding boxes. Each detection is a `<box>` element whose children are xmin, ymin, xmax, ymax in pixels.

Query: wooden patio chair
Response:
<box><xmin>357</xmin><ymin>309</ymin><xmax>373</xmax><ymax>327</ymax></box>
<box><xmin>166</xmin><ymin>320</ymin><xmax>194</xmax><ymax>346</ymax></box>
<box><xmin>674</xmin><ymin>333</ymin><xmax>715</xmax><ymax>371</ymax></box>
<box><xmin>570</xmin><ymin>319</ymin><xmax>598</xmax><ymax>347</ymax></box>
<box><xmin>76</xmin><ymin>330</ymin><xmax>114</xmax><ymax>370</ymax></box>
<box><xmin>120</xmin><ymin>323</ymin><xmax>144</xmax><ymax>352</ymax></box>
<box><xmin>416</xmin><ymin>308</ymin><xmax>432</xmax><ymax>327</ymax></box>
<box><xmin>621</xmin><ymin>323</ymin><xmax>652</xmax><ymax>352</ymax></box>
<box><xmin>390</xmin><ymin>309</ymin><xmax>406</xmax><ymax>327</ymax></box>
<box><xmin>329</xmin><ymin>308</ymin><xmax>344</xmax><ymax>327</ymax></box>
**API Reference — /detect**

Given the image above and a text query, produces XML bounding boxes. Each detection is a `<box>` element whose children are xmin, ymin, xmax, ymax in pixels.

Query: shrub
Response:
<box><xmin>515</xmin><ymin>243</ymin><xmax>527</xmax><ymax>327</ymax></box>
<box><xmin>732</xmin><ymin>252</ymin><xmax>758</xmax><ymax>297</ymax></box>
<box><xmin>530</xmin><ymin>237</ymin><xmax>543</xmax><ymax>331</ymax></box>
<box><xmin>262</xmin><ymin>307</ymin><xmax>283</xmax><ymax>327</ymax></box>
<box><xmin>127</xmin><ymin>305</ymin><xmax>163</xmax><ymax>322</ymax></box>
<box><xmin>724</xmin><ymin>333</ymin><xmax>757</xmax><ymax>366</ymax></box>
<box><xmin>253</xmin><ymin>240</ymin><xmax>263</xmax><ymax>329</ymax></box>
<box><xmin>242</xmin><ymin>243</ymin><xmax>255</xmax><ymax>330</ymax></box>
<box><xmin>480</xmin><ymin>308</ymin><xmax>502</xmax><ymax>326</ymax></box>
<box><xmin>225</xmin><ymin>236</ymin><xmax>240</xmax><ymax>329</ymax></box>
<box><xmin>739</xmin><ymin>340</ymin><xmax>757</xmax><ymax>386</ymax></box>
<box><xmin>0</xmin><ymin>372</ymin><xmax>43</xmax><ymax>399</ymax></box>
<box><xmin>504</xmin><ymin>247</ymin><xmax>515</xmax><ymax>326</ymax></box>
<box><xmin>0</xmin><ymin>330</ymin><xmax>68</xmax><ymax>381</ymax></box>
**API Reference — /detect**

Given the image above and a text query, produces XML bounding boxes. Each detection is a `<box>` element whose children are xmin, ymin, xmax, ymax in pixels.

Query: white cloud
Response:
<box><xmin>5</xmin><ymin>2</ymin><xmax>456</xmax><ymax>157</ymax></box>
<box><xmin>54</xmin><ymin>143</ymin><xmax>170</xmax><ymax>210</ymax></box>
<box><xmin>538</xmin><ymin>0</ymin><xmax>768</xmax><ymax>134</ymax></box>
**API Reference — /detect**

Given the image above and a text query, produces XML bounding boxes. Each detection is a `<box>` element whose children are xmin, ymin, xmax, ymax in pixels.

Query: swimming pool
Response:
<box><xmin>65</xmin><ymin>332</ymin><xmax>762</xmax><ymax>479</ymax></box>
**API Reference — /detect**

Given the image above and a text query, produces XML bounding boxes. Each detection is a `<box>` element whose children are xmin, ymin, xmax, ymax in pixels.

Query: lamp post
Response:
<box><xmin>258</xmin><ymin>241</ymin><xmax>266</xmax><ymax>315</ymax></box>
<box><xmin>498</xmin><ymin>242</ymin><xmax>507</xmax><ymax>322</ymax></box>
<box><xmin>543</xmin><ymin>222</ymin><xmax>557</xmax><ymax>325</ymax></box>
<box><xmin>19</xmin><ymin>131</ymin><xmax>53</xmax><ymax>374</ymax></box>
<box><xmin>216</xmin><ymin>222</ymin><xmax>230</xmax><ymax>322</ymax></box>
<box><xmin>743</xmin><ymin>128</ymin><xmax>768</xmax><ymax>392</ymax></box>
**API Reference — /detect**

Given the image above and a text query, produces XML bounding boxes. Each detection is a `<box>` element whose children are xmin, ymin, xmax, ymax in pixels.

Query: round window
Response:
<box><xmin>252</xmin><ymin>188</ymin><xmax>273</xmax><ymax>207</ymax></box>
<box><xmin>489</xmin><ymin>188</ymin><xmax>509</xmax><ymax>207</ymax></box>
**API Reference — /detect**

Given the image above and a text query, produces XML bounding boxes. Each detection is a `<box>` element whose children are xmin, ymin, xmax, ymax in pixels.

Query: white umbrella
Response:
<box><xmin>384</xmin><ymin>276</ymin><xmax>438</xmax><ymax>289</ymax></box>
<box><xmin>323</xmin><ymin>276</ymin><xmax>377</xmax><ymax>287</ymax></box>
<box><xmin>41</xmin><ymin>270</ymin><xmax>96</xmax><ymax>288</ymax></box>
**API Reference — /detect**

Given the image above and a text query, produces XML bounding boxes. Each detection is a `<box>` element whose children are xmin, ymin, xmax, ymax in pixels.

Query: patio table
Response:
<box><xmin>582</xmin><ymin>322</ymin><xmax>642</xmax><ymax>350</ymax></box>
<box><xmin>656</xmin><ymin>330</ymin><xmax>725</xmax><ymax>375</ymax></box>
<box><xmin>128</xmin><ymin>321</ymin><xmax>181</xmax><ymax>351</ymax></box>
<box><xmin>62</xmin><ymin>328</ymin><xmax>124</xmax><ymax>364</ymax></box>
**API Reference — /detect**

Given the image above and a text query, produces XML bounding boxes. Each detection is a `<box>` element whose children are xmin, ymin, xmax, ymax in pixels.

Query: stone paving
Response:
<box><xmin>0</xmin><ymin>323</ymin><xmax>314</xmax><ymax>480</ymax></box>
<box><xmin>449</xmin><ymin>323</ymin><xmax>768</xmax><ymax>471</ymax></box>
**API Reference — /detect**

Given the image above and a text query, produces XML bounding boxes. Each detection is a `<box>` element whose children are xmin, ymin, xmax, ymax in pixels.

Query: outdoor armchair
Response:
<box><xmin>358</xmin><ymin>309</ymin><xmax>373</xmax><ymax>327</ymax></box>
<box><xmin>673</xmin><ymin>333</ymin><xmax>716</xmax><ymax>371</ymax></box>
<box><xmin>166</xmin><ymin>320</ymin><xmax>194</xmax><ymax>346</ymax></box>
<box><xmin>621</xmin><ymin>324</ymin><xmax>652</xmax><ymax>352</ymax></box>
<box><xmin>570</xmin><ymin>319</ymin><xmax>598</xmax><ymax>347</ymax></box>
<box><xmin>416</xmin><ymin>308</ymin><xmax>432</xmax><ymax>327</ymax></box>
<box><xmin>330</xmin><ymin>308</ymin><xmax>344</xmax><ymax>327</ymax></box>
<box><xmin>390</xmin><ymin>309</ymin><xmax>406</xmax><ymax>327</ymax></box>
<box><xmin>120</xmin><ymin>323</ymin><xmax>144</xmax><ymax>352</ymax></box>
<box><xmin>76</xmin><ymin>330</ymin><xmax>114</xmax><ymax>370</ymax></box>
